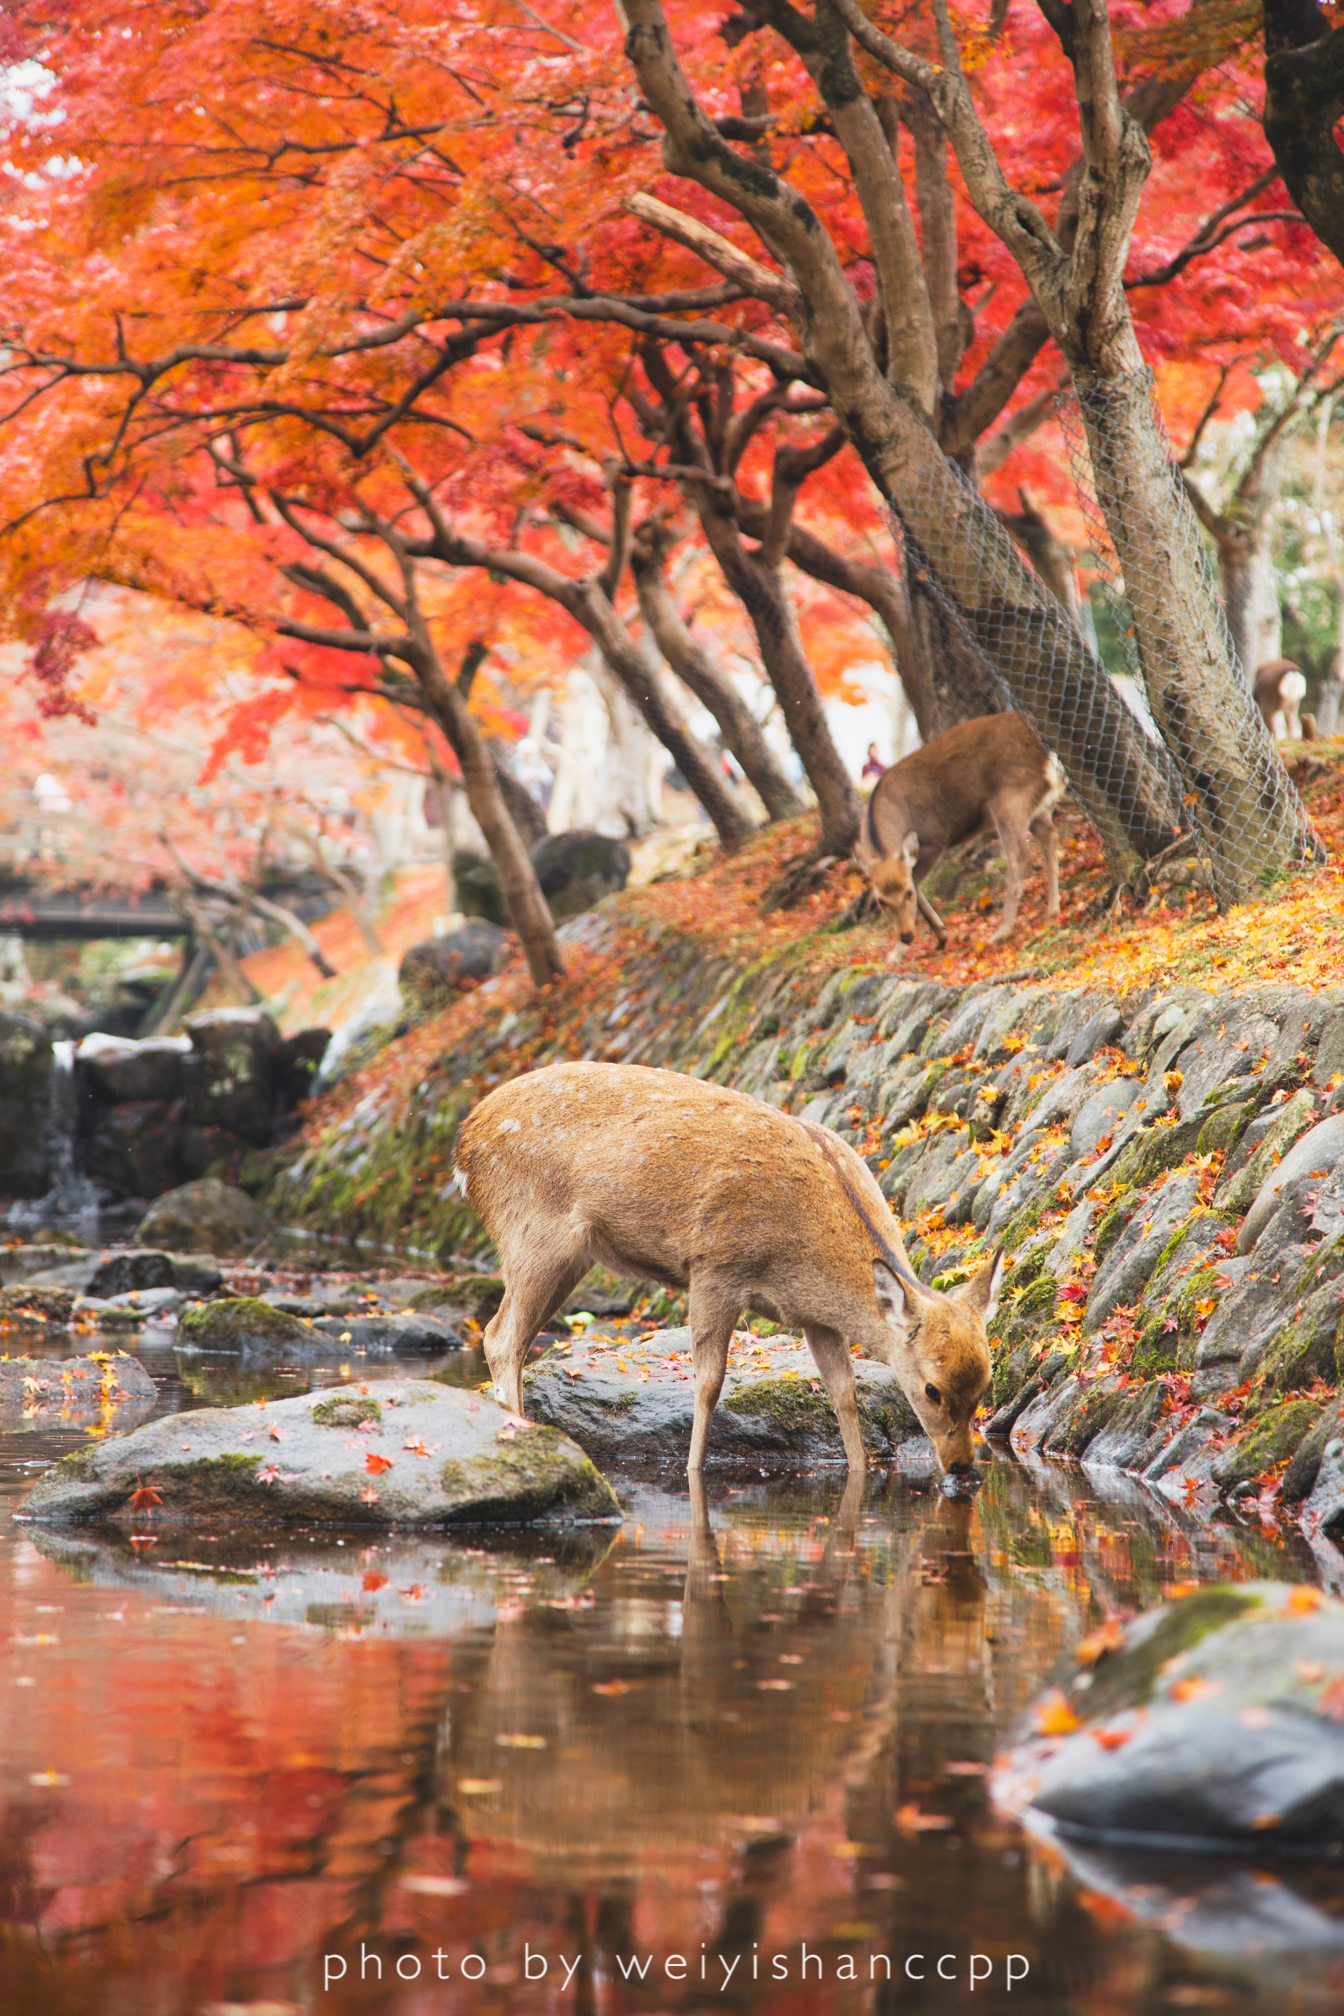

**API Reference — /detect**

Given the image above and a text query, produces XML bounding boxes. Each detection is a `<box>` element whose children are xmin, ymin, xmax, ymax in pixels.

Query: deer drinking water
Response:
<box><xmin>856</xmin><ymin>713</ymin><xmax>1062</xmax><ymax>952</ymax></box>
<box><xmin>454</xmin><ymin>1061</ymin><xmax>1001</xmax><ymax>1483</ymax></box>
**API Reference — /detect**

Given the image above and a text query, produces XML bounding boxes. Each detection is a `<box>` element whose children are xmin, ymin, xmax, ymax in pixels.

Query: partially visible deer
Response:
<box><xmin>1254</xmin><ymin>658</ymin><xmax>1308</xmax><ymax>742</ymax></box>
<box><xmin>856</xmin><ymin>713</ymin><xmax>1062</xmax><ymax>951</ymax></box>
<box><xmin>454</xmin><ymin>1062</ymin><xmax>1001</xmax><ymax>1484</ymax></box>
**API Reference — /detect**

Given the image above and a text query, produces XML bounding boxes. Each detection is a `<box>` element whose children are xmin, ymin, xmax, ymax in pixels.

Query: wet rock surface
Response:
<box><xmin>992</xmin><ymin>1583</ymin><xmax>1344</xmax><ymax>1854</ymax></box>
<box><xmin>134</xmin><ymin>1178</ymin><xmax>271</xmax><ymax>1254</ymax></box>
<box><xmin>20</xmin><ymin>1379</ymin><xmax>622</xmax><ymax>1529</ymax></box>
<box><xmin>525</xmin><ymin>1329</ymin><xmax>924</xmax><ymax>1464</ymax></box>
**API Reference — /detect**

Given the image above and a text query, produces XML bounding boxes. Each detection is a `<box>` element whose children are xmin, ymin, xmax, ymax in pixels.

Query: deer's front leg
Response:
<box><xmin>687</xmin><ymin>1279</ymin><xmax>740</xmax><ymax>1472</ymax></box>
<box><xmin>803</xmin><ymin>1324</ymin><xmax>867</xmax><ymax>1473</ymax></box>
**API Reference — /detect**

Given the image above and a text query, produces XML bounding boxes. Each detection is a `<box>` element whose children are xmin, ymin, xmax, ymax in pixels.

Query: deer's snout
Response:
<box><xmin>900</xmin><ymin>931</ymin><xmax>914</xmax><ymax>943</ymax></box>
<box><xmin>939</xmin><ymin>1461</ymin><xmax>983</xmax><ymax>1499</ymax></box>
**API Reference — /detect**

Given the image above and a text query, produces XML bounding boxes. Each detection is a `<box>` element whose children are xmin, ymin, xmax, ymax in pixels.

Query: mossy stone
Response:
<box><xmin>1211</xmin><ymin>1397</ymin><xmax>1323</xmax><ymax>1490</ymax></box>
<box><xmin>311</xmin><ymin>1395</ymin><xmax>383</xmax><ymax>1428</ymax></box>
<box><xmin>1255</xmin><ymin>1283</ymin><xmax>1344</xmax><ymax>1395</ymax></box>
<box><xmin>1077</xmin><ymin>1586</ymin><xmax>1262</xmax><ymax>1722</ymax></box>
<box><xmin>1197</xmin><ymin>1099</ymin><xmax>1253</xmax><ymax>1156</ymax></box>
<box><xmin>1093</xmin><ymin>1194</ymin><xmax>1138</xmax><ymax>1265</ymax></box>
<box><xmin>177</xmin><ymin>1296</ymin><xmax>311</xmax><ymax>1349</ymax></box>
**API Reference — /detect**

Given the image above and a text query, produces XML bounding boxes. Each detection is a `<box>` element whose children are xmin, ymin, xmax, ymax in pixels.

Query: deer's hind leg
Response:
<box><xmin>1029</xmin><ymin>806</ymin><xmax>1060</xmax><ymax>918</ymax></box>
<box><xmin>484</xmin><ymin>1249</ymin><xmax>591</xmax><ymax>1417</ymax></box>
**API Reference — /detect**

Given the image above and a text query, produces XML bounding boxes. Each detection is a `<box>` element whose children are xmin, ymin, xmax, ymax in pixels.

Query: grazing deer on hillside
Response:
<box><xmin>856</xmin><ymin>713</ymin><xmax>1063</xmax><ymax>952</ymax></box>
<box><xmin>1254</xmin><ymin>658</ymin><xmax>1308</xmax><ymax>742</ymax></box>
<box><xmin>454</xmin><ymin>1062</ymin><xmax>1002</xmax><ymax>1483</ymax></box>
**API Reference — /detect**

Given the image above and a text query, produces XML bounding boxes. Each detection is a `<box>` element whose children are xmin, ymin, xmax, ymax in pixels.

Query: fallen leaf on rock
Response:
<box><xmin>365</xmin><ymin>1452</ymin><xmax>394</xmax><ymax>1475</ymax></box>
<box><xmin>496</xmin><ymin>1733</ymin><xmax>547</xmax><ymax>1749</ymax></box>
<box><xmin>1033</xmin><ymin>1689</ymin><xmax>1082</xmax><ymax>1736</ymax></box>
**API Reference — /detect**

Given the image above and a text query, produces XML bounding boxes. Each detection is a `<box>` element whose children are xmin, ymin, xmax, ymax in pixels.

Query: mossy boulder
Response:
<box><xmin>178</xmin><ymin>1296</ymin><xmax>312</xmax><ymax>1350</ymax></box>
<box><xmin>0</xmin><ymin>1010</ymin><xmax>52</xmax><ymax>1198</ymax></box>
<box><xmin>1211</xmin><ymin>1396</ymin><xmax>1324</xmax><ymax>1491</ymax></box>
<box><xmin>992</xmin><ymin>1583</ymin><xmax>1344</xmax><ymax>1854</ymax></box>
<box><xmin>1254</xmin><ymin>1281</ymin><xmax>1344</xmax><ymax>1396</ymax></box>
<box><xmin>135</xmin><ymin>1178</ymin><xmax>271</xmax><ymax>1257</ymax></box>
<box><xmin>19</xmin><ymin>1379</ymin><xmax>620</xmax><ymax>1529</ymax></box>
<box><xmin>0</xmin><ymin>1352</ymin><xmax>156</xmax><ymax>1432</ymax></box>
<box><xmin>524</xmin><ymin>1329</ymin><xmax>923</xmax><ymax>1463</ymax></box>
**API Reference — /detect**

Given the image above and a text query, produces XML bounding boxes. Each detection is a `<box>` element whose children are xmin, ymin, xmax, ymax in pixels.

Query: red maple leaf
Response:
<box><xmin>365</xmin><ymin>1451</ymin><xmax>394</xmax><ymax>1476</ymax></box>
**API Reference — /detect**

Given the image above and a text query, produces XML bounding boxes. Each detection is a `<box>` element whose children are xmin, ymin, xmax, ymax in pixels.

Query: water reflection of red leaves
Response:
<box><xmin>362</xmin><ymin>1572</ymin><xmax>389</xmax><ymax>1593</ymax></box>
<box><xmin>128</xmin><ymin>1532</ymin><xmax>158</xmax><ymax>1549</ymax></box>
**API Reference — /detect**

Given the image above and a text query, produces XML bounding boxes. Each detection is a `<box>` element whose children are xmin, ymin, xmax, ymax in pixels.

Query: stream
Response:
<box><xmin>0</xmin><ymin>1313</ymin><xmax>1339</xmax><ymax>2016</ymax></box>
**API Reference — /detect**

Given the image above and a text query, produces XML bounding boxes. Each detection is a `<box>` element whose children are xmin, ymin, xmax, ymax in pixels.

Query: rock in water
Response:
<box><xmin>134</xmin><ymin>1178</ymin><xmax>271</xmax><ymax>1256</ymax></box>
<box><xmin>0</xmin><ymin>1352</ymin><xmax>155</xmax><ymax>1430</ymax></box>
<box><xmin>525</xmin><ymin>1331</ymin><xmax>923</xmax><ymax>1463</ymax></box>
<box><xmin>177</xmin><ymin>1296</ymin><xmax>312</xmax><ymax>1349</ymax></box>
<box><xmin>992</xmin><ymin>1583</ymin><xmax>1344</xmax><ymax>1855</ymax></box>
<box><xmin>0</xmin><ymin>1010</ymin><xmax>52</xmax><ymax>1198</ymax></box>
<box><xmin>181</xmin><ymin>1007</ymin><xmax>280</xmax><ymax>1145</ymax></box>
<box><xmin>19</xmin><ymin>1381</ymin><xmax>622</xmax><ymax>1529</ymax></box>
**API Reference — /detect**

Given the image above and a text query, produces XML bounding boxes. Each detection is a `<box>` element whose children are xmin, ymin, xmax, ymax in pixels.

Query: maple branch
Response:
<box><xmin>1127</xmin><ymin>169</ymin><xmax>1299</xmax><ymax>288</ymax></box>
<box><xmin>624</xmin><ymin>193</ymin><xmax>799</xmax><ymax>311</ymax></box>
<box><xmin>974</xmin><ymin>377</ymin><xmax>1066</xmax><ymax>479</ymax></box>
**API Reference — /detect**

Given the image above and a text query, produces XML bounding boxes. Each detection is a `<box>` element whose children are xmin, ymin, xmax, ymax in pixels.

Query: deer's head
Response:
<box><xmin>871</xmin><ymin>1251</ymin><xmax>1001</xmax><ymax>1479</ymax></box>
<box><xmin>855</xmin><ymin>827</ymin><xmax>920</xmax><ymax>943</ymax></box>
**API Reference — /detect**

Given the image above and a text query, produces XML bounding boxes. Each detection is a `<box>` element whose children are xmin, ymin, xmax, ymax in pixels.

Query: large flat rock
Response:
<box><xmin>19</xmin><ymin>1379</ymin><xmax>622</xmax><ymax>1530</ymax></box>
<box><xmin>992</xmin><ymin>1582</ymin><xmax>1344</xmax><ymax>1855</ymax></box>
<box><xmin>525</xmin><ymin>1328</ymin><xmax>924</xmax><ymax>1463</ymax></box>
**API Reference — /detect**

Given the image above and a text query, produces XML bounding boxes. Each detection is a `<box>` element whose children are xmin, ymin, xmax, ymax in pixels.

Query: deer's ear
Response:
<box><xmin>901</xmin><ymin>829</ymin><xmax>920</xmax><ymax>869</ymax></box>
<box><xmin>874</xmin><ymin>1259</ymin><xmax>917</xmax><ymax>1335</ymax></box>
<box><xmin>957</xmin><ymin>1246</ymin><xmax>1005</xmax><ymax>1325</ymax></box>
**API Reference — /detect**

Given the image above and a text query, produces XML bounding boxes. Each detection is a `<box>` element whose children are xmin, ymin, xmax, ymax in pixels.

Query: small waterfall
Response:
<box><xmin>6</xmin><ymin>1039</ymin><xmax>101</xmax><ymax>1234</ymax></box>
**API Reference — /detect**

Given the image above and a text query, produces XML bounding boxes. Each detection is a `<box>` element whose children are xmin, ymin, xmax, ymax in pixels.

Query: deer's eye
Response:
<box><xmin>924</xmin><ymin>1383</ymin><xmax>942</xmax><ymax>1406</ymax></box>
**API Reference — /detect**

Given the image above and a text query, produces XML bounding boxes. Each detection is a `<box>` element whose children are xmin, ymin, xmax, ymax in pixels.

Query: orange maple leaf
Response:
<box><xmin>365</xmin><ymin>1451</ymin><xmax>394</xmax><ymax>1476</ymax></box>
<box><xmin>1033</xmin><ymin>1689</ymin><xmax>1082</xmax><ymax>1736</ymax></box>
<box><xmin>895</xmin><ymin>1802</ymin><xmax>954</xmax><ymax>1833</ymax></box>
<box><xmin>129</xmin><ymin>1474</ymin><xmax>163</xmax><ymax>1514</ymax></box>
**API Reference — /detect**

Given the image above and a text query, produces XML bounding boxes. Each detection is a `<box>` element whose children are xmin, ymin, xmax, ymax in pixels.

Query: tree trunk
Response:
<box><xmin>491</xmin><ymin>750</ymin><xmax>548</xmax><ymax>847</ymax></box>
<box><xmin>694</xmin><ymin>496</ymin><xmax>862</xmax><ymax>856</ymax></box>
<box><xmin>631</xmin><ymin>536</ymin><xmax>805</xmax><ymax>821</ymax></box>
<box><xmin>1074</xmin><ymin>369</ymin><xmax>1311</xmax><ymax>903</ymax></box>
<box><xmin>576</xmin><ymin>582</ymin><xmax>756</xmax><ymax>850</ymax></box>
<box><xmin>409</xmin><ymin>654</ymin><xmax>564</xmax><ymax>987</ymax></box>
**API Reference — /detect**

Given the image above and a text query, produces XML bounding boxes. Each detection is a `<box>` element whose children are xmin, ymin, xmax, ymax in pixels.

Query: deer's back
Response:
<box><xmin>869</xmin><ymin>712</ymin><xmax>1048</xmax><ymax>854</ymax></box>
<box><xmin>455</xmin><ymin>1062</ymin><xmax>891</xmax><ymax>1301</ymax></box>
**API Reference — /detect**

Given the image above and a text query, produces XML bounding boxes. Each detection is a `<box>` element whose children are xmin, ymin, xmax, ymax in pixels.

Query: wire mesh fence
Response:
<box><xmin>871</xmin><ymin>369</ymin><xmax>1322</xmax><ymax>909</ymax></box>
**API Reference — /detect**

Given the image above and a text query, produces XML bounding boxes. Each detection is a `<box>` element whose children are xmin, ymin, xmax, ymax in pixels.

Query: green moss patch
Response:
<box><xmin>177</xmin><ymin>1297</ymin><xmax>310</xmax><ymax>1349</ymax></box>
<box><xmin>311</xmin><ymin>1395</ymin><xmax>383</xmax><ymax>1429</ymax></box>
<box><xmin>1078</xmin><ymin>1586</ymin><xmax>1263</xmax><ymax>1721</ymax></box>
<box><xmin>1212</xmin><ymin>1396</ymin><xmax>1323</xmax><ymax>1491</ymax></box>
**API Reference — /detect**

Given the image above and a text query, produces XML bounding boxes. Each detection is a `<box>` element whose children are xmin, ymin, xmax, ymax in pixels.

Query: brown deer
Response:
<box><xmin>454</xmin><ymin>1062</ymin><xmax>1001</xmax><ymax>1483</ymax></box>
<box><xmin>1253</xmin><ymin>658</ymin><xmax>1308</xmax><ymax>742</ymax></box>
<box><xmin>856</xmin><ymin>713</ymin><xmax>1062</xmax><ymax>951</ymax></box>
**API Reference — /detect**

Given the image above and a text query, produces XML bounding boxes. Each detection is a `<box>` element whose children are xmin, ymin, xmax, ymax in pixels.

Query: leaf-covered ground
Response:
<box><xmin>257</xmin><ymin>744</ymin><xmax>1344</xmax><ymax>1150</ymax></box>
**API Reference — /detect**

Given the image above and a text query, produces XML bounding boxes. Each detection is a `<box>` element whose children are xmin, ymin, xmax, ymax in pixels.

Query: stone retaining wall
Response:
<box><xmin>267</xmin><ymin>912</ymin><xmax>1344</xmax><ymax>1542</ymax></box>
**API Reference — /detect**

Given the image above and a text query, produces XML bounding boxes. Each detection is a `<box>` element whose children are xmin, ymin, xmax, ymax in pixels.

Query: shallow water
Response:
<box><xmin>0</xmin><ymin>1329</ymin><xmax>1340</xmax><ymax>2016</ymax></box>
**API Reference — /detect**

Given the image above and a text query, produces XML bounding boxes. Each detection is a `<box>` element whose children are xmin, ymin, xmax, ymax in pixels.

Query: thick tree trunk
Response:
<box><xmin>1074</xmin><ymin>369</ymin><xmax>1310</xmax><ymax>902</ymax></box>
<box><xmin>631</xmin><ymin>537</ymin><xmax>805</xmax><ymax>821</ymax></box>
<box><xmin>491</xmin><ymin>751</ymin><xmax>548</xmax><ymax>848</ymax></box>
<box><xmin>409</xmin><ymin>655</ymin><xmax>565</xmax><ymax>987</ymax></box>
<box><xmin>694</xmin><ymin>496</ymin><xmax>862</xmax><ymax>856</ymax></box>
<box><xmin>1217</xmin><ymin>519</ymin><xmax>1283</xmax><ymax>681</ymax></box>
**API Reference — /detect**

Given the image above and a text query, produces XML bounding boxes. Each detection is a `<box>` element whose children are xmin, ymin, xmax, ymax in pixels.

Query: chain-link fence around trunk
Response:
<box><xmin>1057</xmin><ymin>372</ymin><xmax>1321</xmax><ymax>908</ymax></box>
<box><xmin>872</xmin><ymin>374</ymin><xmax>1321</xmax><ymax>910</ymax></box>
